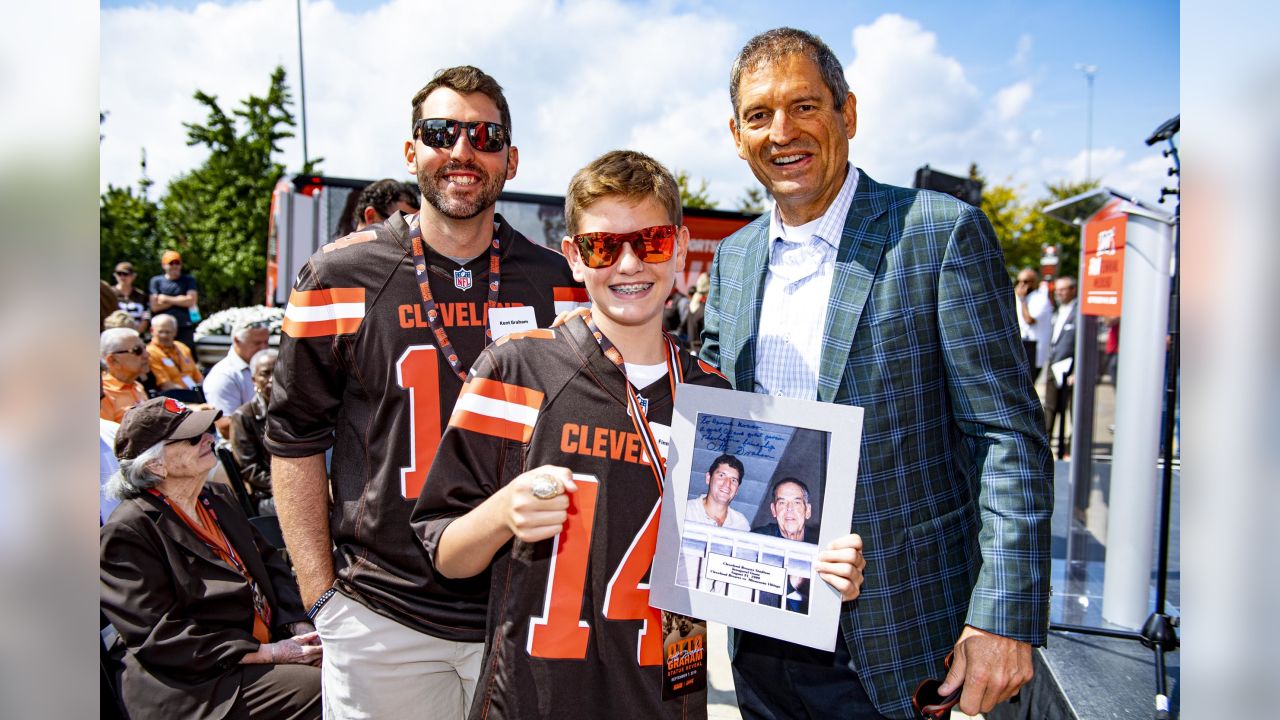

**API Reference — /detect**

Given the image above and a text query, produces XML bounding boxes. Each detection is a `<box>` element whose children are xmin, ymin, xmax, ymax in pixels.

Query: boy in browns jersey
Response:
<box><xmin>411</xmin><ymin>150</ymin><xmax>866</xmax><ymax>719</ymax></box>
<box><xmin>264</xmin><ymin>66</ymin><xmax>585</xmax><ymax>719</ymax></box>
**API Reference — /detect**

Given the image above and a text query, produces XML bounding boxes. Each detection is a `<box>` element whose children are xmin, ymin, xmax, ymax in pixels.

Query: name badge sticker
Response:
<box><xmin>487</xmin><ymin>306</ymin><xmax>537</xmax><ymax>340</ymax></box>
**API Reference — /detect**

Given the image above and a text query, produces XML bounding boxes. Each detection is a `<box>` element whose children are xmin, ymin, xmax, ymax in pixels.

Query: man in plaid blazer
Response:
<box><xmin>702</xmin><ymin>28</ymin><xmax>1053</xmax><ymax>719</ymax></box>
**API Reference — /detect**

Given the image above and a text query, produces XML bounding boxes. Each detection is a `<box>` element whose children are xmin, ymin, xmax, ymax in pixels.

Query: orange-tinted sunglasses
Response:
<box><xmin>572</xmin><ymin>225</ymin><xmax>677</xmax><ymax>268</ymax></box>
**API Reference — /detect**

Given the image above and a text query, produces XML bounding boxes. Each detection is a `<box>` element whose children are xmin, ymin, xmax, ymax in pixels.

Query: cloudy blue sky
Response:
<box><xmin>99</xmin><ymin>0</ymin><xmax>1179</xmax><ymax>206</ymax></box>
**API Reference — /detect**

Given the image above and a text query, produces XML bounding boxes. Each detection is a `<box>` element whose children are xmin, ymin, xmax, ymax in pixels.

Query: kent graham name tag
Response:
<box><xmin>487</xmin><ymin>306</ymin><xmax>537</xmax><ymax>340</ymax></box>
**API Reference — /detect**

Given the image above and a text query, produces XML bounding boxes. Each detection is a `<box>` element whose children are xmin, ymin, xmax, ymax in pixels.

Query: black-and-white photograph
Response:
<box><xmin>650</xmin><ymin>384</ymin><xmax>863</xmax><ymax>651</ymax></box>
<box><xmin>676</xmin><ymin>416</ymin><xmax>828</xmax><ymax>615</ymax></box>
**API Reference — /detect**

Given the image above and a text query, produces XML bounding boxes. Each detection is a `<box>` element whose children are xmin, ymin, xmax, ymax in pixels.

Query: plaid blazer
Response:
<box><xmin>701</xmin><ymin>171</ymin><xmax>1053</xmax><ymax>719</ymax></box>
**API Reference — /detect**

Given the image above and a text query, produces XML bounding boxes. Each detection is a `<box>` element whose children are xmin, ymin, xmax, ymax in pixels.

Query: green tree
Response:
<box><xmin>674</xmin><ymin>170</ymin><xmax>714</xmax><ymax>209</ymax></box>
<box><xmin>973</xmin><ymin>165</ymin><xmax>1035</xmax><ymax>278</ymax></box>
<box><xmin>1031</xmin><ymin>178</ymin><xmax>1099</xmax><ymax>281</ymax></box>
<box><xmin>973</xmin><ymin>163</ymin><xmax>1098</xmax><ymax>282</ymax></box>
<box><xmin>737</xmin><ymin>185</ymin><xmax>767</xmax><ymax>214</ymax></box>
<box><xmin>157</xmin><ymin>65</ymin><xmax>318</xmax><ymax>311</ymax></box>
<box><xmin>100</xmin><ymin>171</ymin><xmax>161</xmax><ymax>282</ymax></box>
<box><xmin>980</xmin><ymin>183</ymin><xmax>1039</xmax><ymax>277</ymax></box>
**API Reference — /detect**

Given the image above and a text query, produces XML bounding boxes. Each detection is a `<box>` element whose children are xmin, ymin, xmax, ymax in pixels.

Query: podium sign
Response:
<box><xmin>1081</xmin><ymin>200</ymin><xmax>1127</xmax><ymax>317</ymax></box>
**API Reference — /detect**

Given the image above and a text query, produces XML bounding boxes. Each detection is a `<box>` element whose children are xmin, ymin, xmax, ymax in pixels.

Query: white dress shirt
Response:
<box><xmin>754</xmin><ymin>165</ymin><xmax>859</xmax><ymax>400</ymax></box>
<box><xmin>1017</xmin><ymin>286</ymin><xmax>1053</xmax><ymax>367</ymax></box>
<box><xmin>203</xmin><ymin>349</ymin><xmax>255</xmax><ymax>417</ymax></box>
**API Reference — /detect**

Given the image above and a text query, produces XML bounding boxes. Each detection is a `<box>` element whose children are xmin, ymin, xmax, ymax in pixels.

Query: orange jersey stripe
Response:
<box><xmin>465</xmin><ymin>376</ymin><xmax>545</xmax><ymax>411</ymax></box>
<box><xmin>286</xmin><ymin>287</ymin><xmax>366</xmax><ymax>307</ymax></box>
<box><xmin>281</xmin><ymin>316</ymin><xmax>364</xmax><ymax>338</ymax></box>
<box><xmin>495</xmin><ymin>328</ymin><xmax>556</xmax><ymax>346</ymax></box>
<box><xmin>696</xmin><ymin>358</ymin><xmax>727</xmax><ymax>381</ymax></box>
<box><xmin>450</xmin><ymin>409</ymin><xmax>534</xmax><ymax>443</ymax></box>
<box><xmin>553</xmin><ymin>287</ymin><xmax>589</xmax><ymax>303</ymax></box>
<box><xmin>321</xmin><ymin>230</ymin><xmax>378</xmax><ymax>253</ymax></box>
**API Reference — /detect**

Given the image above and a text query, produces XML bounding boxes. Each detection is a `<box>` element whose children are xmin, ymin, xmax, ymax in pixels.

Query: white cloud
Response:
<box><xmin>101</xmin><ymin>5</ymin><xmax>1150</xmax><ymax>213</ymax></box>
<box><xmin>843</xmin><ymin>14</ymin><xmax>1036</xmax><ymax>185</ymax></box>
<box><xmin>1010</xmin><ymin>33</ymin><xmax>1033</xmax><ymax>68</ymax></box>
<box><xmin>100</xmin><ymin>0</ymin><xmax>754</xmax><ymax>204</ymax></box>
<box><xmin>1018</xmin><ymin>147</ymin><xmax>1170</xmax><ymax>205</ymax></box>
<box><xmin>1102</xmin><ymin>152</ymin><xmax>1176</xmax><ymax>204</ymax></box>
<box><xmin>995</xmin><ymin>81</ymin><xmax>1034</xmax><ymax>121</ymax></box>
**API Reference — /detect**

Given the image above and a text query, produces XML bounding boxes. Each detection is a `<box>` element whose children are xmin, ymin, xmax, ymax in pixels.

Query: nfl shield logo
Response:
<box><xmin>453</xmin><ymin>268</ymin><xmax>473</xmax><ymax>291</ymax></box>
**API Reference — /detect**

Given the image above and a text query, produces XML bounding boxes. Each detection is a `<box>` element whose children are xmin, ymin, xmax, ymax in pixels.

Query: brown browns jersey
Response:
<box><xmin>412</xmin><ymin>316</ymin><xmax>729</xmax><ymax>719</ymax></box>
<box><xmin>264</xmin><ymin>212</ymin><xmax>586</xmax><ymax>641</ymax></box>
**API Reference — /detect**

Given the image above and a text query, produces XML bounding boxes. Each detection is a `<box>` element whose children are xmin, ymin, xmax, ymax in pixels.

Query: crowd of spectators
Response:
<box><xmin>100</xmin><ymin>251</ymin><xmax>288</xmax><ymax>717</ymax></box>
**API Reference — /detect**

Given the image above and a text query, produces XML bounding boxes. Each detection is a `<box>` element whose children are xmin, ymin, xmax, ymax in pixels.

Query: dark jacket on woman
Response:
<box><xmin>100</xmin><ymin>483</ymin><xmax>306</xmax><ymax>719</ymax></box>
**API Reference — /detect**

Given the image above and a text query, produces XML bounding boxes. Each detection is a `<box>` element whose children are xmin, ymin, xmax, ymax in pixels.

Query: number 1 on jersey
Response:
<box><xmin>396</xmin><ymin>345</ymin><xmax>442</xmax><ymax>500</ymax></box>
<box><xmin>526</xmin><ymin>476</ymin><xmax>663</xmax><ymax>666</ymax></box>
<box><xmin>527</xmin><ymin>476</ymin><xmax>599</xmax><ymax>658</ymax></box>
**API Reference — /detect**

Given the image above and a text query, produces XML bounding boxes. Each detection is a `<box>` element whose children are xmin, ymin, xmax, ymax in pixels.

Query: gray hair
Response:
<box><xmin>249</xmin><ymin>348</ymin><xmax>278</xmax><ymax>374</ymax></box>
<box><xmin>151</xmin><ymin>313</ymin><xmax>177</xmax><ymax>331</ymax></box>
<box><xmin>105</xmin><ymin>441</ymin><xmax>166</xmax><ymax>500</ymax></box>
<box><xmin>232</xmin><ymin>319</ymin><xmax>270</xmax><ymax>342</ymax></box>
<box><xmin>100</xmin><ymin>328</ymin><xmax>141</xmax><ymax>358</ymax></box>
<box><xmin>771</xmin><ymin>477</ymin><xmax>811</xmax><ymax>504</ymax></box>
<box><xmin>729</xmin><ymin>27</ymin><xmax>850</xmax><ymax>123</ymax></box>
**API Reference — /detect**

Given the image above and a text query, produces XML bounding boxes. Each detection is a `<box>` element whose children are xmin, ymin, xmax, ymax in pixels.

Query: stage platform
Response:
<box><xmin>992</xmin><ymin>459</ymin><xmax>1181</xmax><ymax>720</ymax></box>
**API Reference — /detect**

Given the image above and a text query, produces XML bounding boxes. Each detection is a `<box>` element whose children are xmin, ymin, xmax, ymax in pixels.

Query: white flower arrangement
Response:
<box><xmin>194</xmin><ymin>305</ymin><xmax>285</xmax><ymax>340</ymax></box>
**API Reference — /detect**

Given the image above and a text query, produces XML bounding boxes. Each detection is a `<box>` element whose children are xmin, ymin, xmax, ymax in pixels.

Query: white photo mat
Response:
<box><xmin>650</xmin><ymin>384</ymin><xmax>863</xmax><ymax>651</ymax></box>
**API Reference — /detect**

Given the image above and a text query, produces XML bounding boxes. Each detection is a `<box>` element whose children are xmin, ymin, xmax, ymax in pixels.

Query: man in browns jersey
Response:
<box><xmin>410</xmin><ymin>150</ymin><xmax>866</xmax><ymax>719</ymax></box>
<box><xmin>265</xmin><ymin>66</ymin><xmax>585</xmax><ymax>719</ymax></box>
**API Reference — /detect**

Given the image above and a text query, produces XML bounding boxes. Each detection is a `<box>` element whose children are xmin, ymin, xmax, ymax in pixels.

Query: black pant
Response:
<box><xmin>732</xmin><ymin>631</ymin><xmax>891</xmax><ymax>720</ymax></box>
<box><xmin>1021</xmin><ymin>341</ymin><xmax>1041</xmax><ymax>385</ymax></box>
<box><xmin>1044</xmin><ymin>377</ymin><xmax>1072</xmax><ymax>459</ymax></box>
<box><xmin>238</xmin><ymin>663</ymin><xmax>321</xmax><ymax>720</ymax></box>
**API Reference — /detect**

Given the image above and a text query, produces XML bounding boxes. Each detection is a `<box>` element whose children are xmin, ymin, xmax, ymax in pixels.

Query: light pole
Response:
<box><xmin>1075</xmin><ymin>64</ymin><xmax>1097</xmax><ymax>182</ymax></box>
<box><xmin>296</xmin><ymin>0</ymin><xmax>309</xmax><ymax>168</ymax></box>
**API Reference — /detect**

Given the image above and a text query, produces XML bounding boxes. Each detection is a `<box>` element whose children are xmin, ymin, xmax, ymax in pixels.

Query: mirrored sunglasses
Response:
<box><xmin>572</xmin><ymin>225</ymin><xmax>677</xmax><ymax>269</ymax></box>
<box><xmin>413</xmin><ymin>118</ymin><xmax>510</xmax><ymax>153</ymax></box>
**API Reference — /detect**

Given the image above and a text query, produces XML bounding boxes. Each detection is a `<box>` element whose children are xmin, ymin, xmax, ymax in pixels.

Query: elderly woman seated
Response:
<box><xmin>100</xmin><ymin>397</ymin><xmax>321</xmax><ymax>720</ymax></box>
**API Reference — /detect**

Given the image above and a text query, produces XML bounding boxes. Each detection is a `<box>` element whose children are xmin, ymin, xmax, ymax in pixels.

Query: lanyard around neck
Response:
<box><xmin>148</xmin><ymin>489</ymin><xmax>273</xmax><ymax>627</ymax></box>
<box><xmin>584</xmin><ymin>314</ymin><xmax>682</xmax><ymax>492</ymax></box>
<box><xmin>408</xmin><ymin>216</ymin><xmax>502</xmax><ymax>381</ymax></box>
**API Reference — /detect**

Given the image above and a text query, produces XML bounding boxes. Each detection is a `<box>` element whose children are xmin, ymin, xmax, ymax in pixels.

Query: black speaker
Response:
<box><xmin>913</xmin><ymin>165</ymin><xmax>983</xmax><ymax>207</ymax></box>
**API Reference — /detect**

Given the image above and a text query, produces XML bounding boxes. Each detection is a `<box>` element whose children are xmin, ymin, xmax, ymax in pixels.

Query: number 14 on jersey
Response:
<box><xmin>526</xmin><ymin>475</ymin><xmax>664</xmax><ymax>666</ymax></box>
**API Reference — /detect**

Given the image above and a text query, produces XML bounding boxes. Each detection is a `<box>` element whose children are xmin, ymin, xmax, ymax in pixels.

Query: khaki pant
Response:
<box><xmin>312</xmin><ymin>591</ymin><xmax>483</xmax><ymax>719</ymax></box>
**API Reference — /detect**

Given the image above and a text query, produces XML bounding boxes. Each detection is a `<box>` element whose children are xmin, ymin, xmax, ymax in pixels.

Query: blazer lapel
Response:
<box><xmin>212</xmin><ymin>493</ymin><xmax>274</xmax><ymax>591</ymax></box>
<box><xmin>140</xmin><ymin>495</ymin><xmax>224</xmax><ymax>568</ymax></box>
<box><xmin>730</xmin><ymin>222</ymin><xmax>771</xmax><ymax>391</ymax></box>
<box><xmin>817</xmin><ymin>171</ymin><xmax>891</xmax><ymax>403</ymax></box>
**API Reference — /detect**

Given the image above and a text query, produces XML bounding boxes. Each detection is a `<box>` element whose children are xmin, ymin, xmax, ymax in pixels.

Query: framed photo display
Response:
<box><xmin>649</xmin><ymin>384</ymin><xmax>863</xmax><ymax>651</ymax></box>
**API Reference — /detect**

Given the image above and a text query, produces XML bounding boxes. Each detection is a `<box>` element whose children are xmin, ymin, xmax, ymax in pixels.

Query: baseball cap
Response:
<box><xmin>161</xmin><ymin>250</ymin><xmax>182</xmax><ymax>265</ymax></box>
<box><xmin>115</xmin><ymin>397</ymin><xmax>221</xmax><ymax>461</ymax></box>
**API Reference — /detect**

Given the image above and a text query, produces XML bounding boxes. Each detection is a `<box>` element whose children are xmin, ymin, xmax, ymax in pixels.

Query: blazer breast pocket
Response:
<box><xmin>907</xmin><ymin>503</ymin><xmax>979</xmax><ymax>578</ymax></box>
<box><xmin>852</xmin><ymin>310</ymin><xmax>917</xmax><ymax>360</ymax></box>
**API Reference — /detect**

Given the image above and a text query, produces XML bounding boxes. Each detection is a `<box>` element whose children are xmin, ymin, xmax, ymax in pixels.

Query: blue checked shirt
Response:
<box><xmin>754</xmin><ymin>165</ymin><xmax>859</xmax><ymax>399</ymax></box>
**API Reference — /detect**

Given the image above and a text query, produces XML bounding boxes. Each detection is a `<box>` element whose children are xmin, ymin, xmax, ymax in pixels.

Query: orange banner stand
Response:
<box><xmin>1080</xmin><ymin>199</ymin><xmax>1127</xmax><ymax>317</ymax></box>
